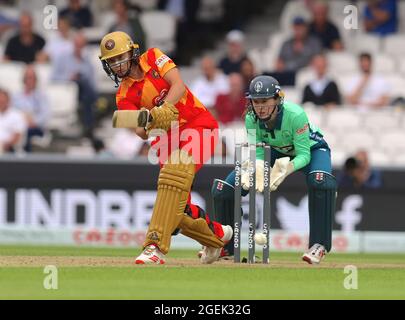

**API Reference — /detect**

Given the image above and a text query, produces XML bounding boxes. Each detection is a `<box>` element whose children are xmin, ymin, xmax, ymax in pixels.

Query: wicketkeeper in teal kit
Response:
<box><xmin>212</xmin><ymin>75</ymin><xmax>337</xmax><ymax>264</ymax></box>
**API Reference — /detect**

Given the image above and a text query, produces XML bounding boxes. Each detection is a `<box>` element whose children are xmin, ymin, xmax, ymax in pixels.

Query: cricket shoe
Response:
<box><xmin>200</xmin><ymin>225</ymin><xmax>233</xmax><ymax>264</ymax></box>
<box><xmin>302</xmin><ymin>243</ymin><xmax>326</xmax><ymax>265</ymax></box>
<box><xmin>135</xmin><ymin>244</ymin><xmax>166</xmax><ymax>265</ymax></box>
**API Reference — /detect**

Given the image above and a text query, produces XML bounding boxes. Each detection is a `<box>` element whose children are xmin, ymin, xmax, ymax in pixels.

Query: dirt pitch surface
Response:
<box><xmin>1</xmin><ymin>255</ymin><xmax>405</xmax><ymax>269</ymax></box>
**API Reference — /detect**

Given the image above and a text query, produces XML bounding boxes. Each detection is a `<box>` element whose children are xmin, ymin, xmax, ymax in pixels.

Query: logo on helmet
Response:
<box><xmin>105</xmin><ymin>39</ymin><xmax>115</xmax><ymax>50</ymax></box>
<box><xmin>254</xmin><ymin>81</ymin><xmax>263</xmax><ymax>93</ymax></box>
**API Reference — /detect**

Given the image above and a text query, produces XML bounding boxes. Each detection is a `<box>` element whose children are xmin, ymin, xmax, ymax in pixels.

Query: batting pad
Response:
<box><xmin>179</xmin><ymin>215</ymin><xmax>224</xmax><ymax>248</ymax></box>
<box><xmin>143</xmin><ymin>150</ymin><xmax>195</xmax><ymax>254</ymax></box>
<box><xmin>112</xmin><ymin>109</ymin><xmax>150</xmax><ymax>128</ymax></box>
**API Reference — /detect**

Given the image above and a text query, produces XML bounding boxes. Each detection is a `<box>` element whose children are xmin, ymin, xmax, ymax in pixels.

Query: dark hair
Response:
<box><xmin>359</xmin><ymin>52</ymin><xmax>372</xmax><ymax>61</ymax></box>
<box><xmin>92</xmin><ymin>138</ymin><xmax>105</xmax><ymax>153</ymax></box>
<box><xmin>344</xmin><ymin>157</ymin><xmax>359</xmax><ymax>171</ymax></box>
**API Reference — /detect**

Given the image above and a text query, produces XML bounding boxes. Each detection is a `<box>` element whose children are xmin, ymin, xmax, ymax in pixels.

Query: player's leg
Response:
<box><xmin>301</xmin><ymin>147</ymin><xmax>336</xmax><ymax>264</ymax></box>
<box><xmin>176</xmin><ymin>122</ymin><xmax>233</xmax><ymax>263</ymax></box>
<box><xmin>135</xmin><ymin>149</ymin><xmax>195</xmax><ymax>264</ymax></box>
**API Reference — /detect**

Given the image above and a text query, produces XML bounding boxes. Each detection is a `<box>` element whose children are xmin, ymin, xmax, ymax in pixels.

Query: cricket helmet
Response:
<box><xmin>99</xmin><ymin>31</ymin><xmax>141</xmax><ymax>86</ymax></box>
<box><xmin>246</xmin><ymin>75</ymin><xmax>285</xmax><ymax>123</ymax></box>
<box><xmin>246</xmin><ymin>75</ymin><xmax>282</xmax><ymax>100</ymax></box>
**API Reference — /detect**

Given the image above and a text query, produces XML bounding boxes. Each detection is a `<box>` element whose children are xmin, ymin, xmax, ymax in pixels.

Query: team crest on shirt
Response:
<box><xmin>153</xmin><ymin>89</ymin><xmax>169</xmax><ymax>106</ymax></box>
<box><xmin>152</xmin><ymin>70</ymin><xmax>160</xmax><ymax>79</ymax></box>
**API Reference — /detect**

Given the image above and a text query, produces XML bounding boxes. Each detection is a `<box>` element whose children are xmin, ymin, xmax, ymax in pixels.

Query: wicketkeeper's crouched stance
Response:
<box><xmin>212</xmin><ymin>76</ymin><xmax>337</xmax><ymax>265</ymax></box>
<box><xmin>99</xmin><ymin>31</ymin><xmax>232</xmax><ymax>265</ymax></box>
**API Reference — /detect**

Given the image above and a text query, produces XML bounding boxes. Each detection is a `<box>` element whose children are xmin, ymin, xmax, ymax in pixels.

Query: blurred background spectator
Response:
<box><xmin>37</xmin><ymin>16</ymin><xmax>73</xmax><ymax>63</ymax></box>
<box><xmin>276</xmin><ymin>16</ymin><xmax>322</xmax><ymax>73</ymax></box>
<box><xmin>51</xmin><ymin>32</ymin><xmax>97</xmax><ymax>137</ymax></box>
<box><xmin>0</xmin><ymin>88</ymin><xmax>27</xmax><ymax>154</ymax></box>
<box><xmin>214</xmin><ymin>73</ymin><xmax>246</xmax><ymax>124</ymax></box>
<box><xmin>59</xmin><ymin>0</ymin><xmax>93</xmax><ymax>29</ymax></box>
<box><xmin>302</xmin><ymin>54</ymin><xmax>341</xmax><ymax>108</ymax></box>
<box><xmin>0</xmin><ymin>0</ymin><xmax>403</xmax><ymax>168</ymax></box>
<box><xmin>190</xmin><ymin>56</ymin><xmax>229</xmax><ymax>110</ymax></box>
<box><xmin>218</xmin><ymin>30</ymin><xmax>248</xmax><ymax>75</ymax></box>
<box><xmin>91</xmin><ymin>137</ymin><xmax>114</xmax><ymax>159</ymax></box>
<box><xmin>108</xmin><ymin>0</ymin><xmax>146</xmax><ymax>54</ymax></box>
<box><xmin>338</xmin><ymin>150</ymin><xmax>383</xmax><ymax>189</ymax></box>
<box><xmin>240</xmin><ymin>58</ymin><xmax>258</xmax><ymax>92</ymax></box>
<box><xmin>12</xmin><ymin>65</ymin><xmax>49</xmax><ymax>152</ymax></box>
<box><xmin>364</xmin><ymin>0</ymin><xmax>398</xmax><ymax>36</ymax></box>
<box><xmin>344</xmin><ymin>52</ymin><xmax>390</xmax><ymax>109</ymax></box>
<box><xmin>4</xmin><ymin>12</ymin><xmax>45</xmax><ymax>63</ymax></box>
<box><xmin>308</xmin><ymin>0</ymin><xmax>343</xmax><ymax>50</ymax></box>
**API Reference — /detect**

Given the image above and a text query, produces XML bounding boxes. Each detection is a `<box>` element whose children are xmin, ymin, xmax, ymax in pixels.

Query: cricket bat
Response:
<box><xmin>112</xmin><ymin>109</ymin><xmax>151</xmax><ymax>128</ymax></box>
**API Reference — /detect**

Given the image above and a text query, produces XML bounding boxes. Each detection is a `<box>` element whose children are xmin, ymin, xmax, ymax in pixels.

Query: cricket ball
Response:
<box><xmin>254</xmin><ymin>233</ymin><xmax>267</xmax><ymax>246</ymax></box>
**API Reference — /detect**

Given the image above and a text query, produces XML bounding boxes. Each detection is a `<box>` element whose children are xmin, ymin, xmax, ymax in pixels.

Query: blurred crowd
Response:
<box><xmin>0</xmin><ymin>0</ymin><xmax>404</xmax><ymax>167</ymax></box>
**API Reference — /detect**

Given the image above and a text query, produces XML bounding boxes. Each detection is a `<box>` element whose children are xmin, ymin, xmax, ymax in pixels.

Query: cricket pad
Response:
<box><xmin>143</xmin><ymin>149</ymin><xmax>195</xmax><ymax>254</ymax></box>
<box><xmin>211</xmin><ymin>179</ymin><xmax>235</xmax><ymax>255</ymax></box>
<box><xmin>179</xmin><ymin>215</ymin><xmax>224</xmax><ymax>248</ymax></box>
<box><xmin>307</xmin><ymin>171</ymin><xmax>337</xmax><ymax>252</ymax></box>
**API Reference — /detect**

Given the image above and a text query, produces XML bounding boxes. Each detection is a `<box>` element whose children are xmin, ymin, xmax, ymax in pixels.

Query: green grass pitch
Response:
<box><xmin>0</xmin><ymin>245</ymin><xmax>404</xmax><ymax>300</ymax></box>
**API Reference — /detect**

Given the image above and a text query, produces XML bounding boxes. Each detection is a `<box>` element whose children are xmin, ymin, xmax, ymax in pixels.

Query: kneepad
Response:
<box><xmin>307</xmin><ymin>171</ymin><xmax>337</xmax><ymax>252</ymax></box>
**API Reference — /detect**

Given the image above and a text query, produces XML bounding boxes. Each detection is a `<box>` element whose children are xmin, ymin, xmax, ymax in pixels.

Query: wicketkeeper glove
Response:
<box><xmin>269</xmin><ymin>157</ymin><xmax>294</xmax><ymax>192</ymax></box>
<box><xmin>241</xmin><ymin>159</ymin><xmax>265</xmax><ymax>192</ymax></box>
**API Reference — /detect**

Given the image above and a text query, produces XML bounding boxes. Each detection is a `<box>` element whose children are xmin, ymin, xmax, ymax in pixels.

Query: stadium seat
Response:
<box><xmin>319</xmin><ymin>128</ymin><xmax>337</xmax><ymax>150</ymax></box>
<box><xmin>261</xmin><ymin>47</ymin><xmax>278</xmax><ymax>73</ymax></box>
<box><xmin>98</xmin><ymin>11</ymin><xmax>117</xmax><ymax>33</ymax></box>
<box><xmin>400</xmin><ymin>59</ymin><xmax>405</xmax><ymax>76</ymax></box>
<box><xmin>347</xmin><ymin>34</ymin><xmax>381</xmax><ymax>55</ymax></box>
<box><xmin>197</xmin><ymin>0</ymin><xmax>225</xmax><ymax>22</ymax></box>
<box><xmin>373</xmin><ymin>54</ymin><xmax>396</xmax><ymax>74</ymax></box>
<box><xmin>362</xmin><ymin>109</ymin><xmax>400</xmax><ymax>133</ymax></box>
<box><xmin>140</xmin><ymin>11</ymin><xmax>177</xmax><ymax>54</ymax></box>
<box><xmin>34</xmin><ymin>63</ymin><xmax>52</xmax><ymax>89</ymax></box>
<box><xmin>384</xmin><ymin>74</ymin><xmax>405</xmax><ymax>100</ymax></box>
<box><xmin>295</xmin><ymin>67</ymin><xmax>316</xmax><ymax>91</ymax></box>
<box><xmin>283</xmin><ymin>87</ymin><xmax>301</xmax><ymax>105</ymax></box>
<box><xmin>267</xmin><ymin>33</ymin><xmax>288</xmax><ymax>58</ymax></box>
<box><xmin>46</xmin><ymin>82</ymin><xmax>79</xmax><ymax>131</ymax></box>
<box><xmin>324</xmin><ymin>108</ymin><xmax>363</xmax><ymax>133</ymax></box>
<box><xmin>304</xmin><ymin>106</ymin><xmax>324</xmax><ymax>129</ymax></box>
<box><xmin>340</xmin><ymin>131</ymin><xmax>376</xmax><ymax>154</ymax></box>
<box><xmin>327</xmin><ymin>52</ymin><xmax>358</xmax><ymax>75</ymax></box>
<box><xmin>369</xmin><ymin>151</ymin><xmax>392</xmax><ymax>167</ymax></box>
<box><xmin>393</xmin><ymin>152</ymin><xmax>405</xmax><ymax>167</ymax></box>
<box><xmin>330</xmin><ymin>149</ymin><xmax>347</xmax><ymax>167</ymax></box>
<box><xmin>380</xmin><ymin>130</ymin><xmax>405</xmax><ymax>154</ymax></box>
<box><xmin>383</xmin><ymin>35</ymin><xmax>405</xmax><ymax>58</ymax></box>
<box><xmin>247</xmin><ymin>48</ymin><xmax>265</xmax><ymax>73</ymax></box>
<box><xmin>129</xmin><ymin>0</ymin><xmax>159</xmax><ymax>11</ymax></box>
<box><xmin>0</xmin><ymin>62</ymin><xmax>25</xmax><ymax>94</ymax></box>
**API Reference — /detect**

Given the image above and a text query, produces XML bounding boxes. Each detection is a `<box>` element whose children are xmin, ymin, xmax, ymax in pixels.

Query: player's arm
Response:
<box><xmin>269</xmin><ymin>112</ymin><xmax>310</xmax><ymax>192</ymax></box>
<box><xmin>163</xmin><ymin>68</ymin><xmax>186</xmax><ymax>105</ymax></box>
<box><xmin>291</xmin><ymin>112</ymin><xmax>311</xmax><ymax>171</ymax></box>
